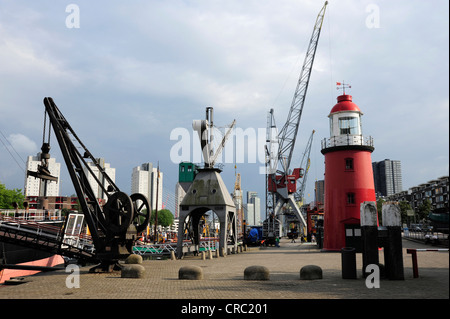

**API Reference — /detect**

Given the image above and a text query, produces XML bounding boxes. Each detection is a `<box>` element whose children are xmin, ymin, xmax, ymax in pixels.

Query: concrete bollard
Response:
<box><xmin>244</xmin><ymin>265</ymin><xmax>270</xmax><ymax>281</ymax></box>
<box><xmin>201</xmin><ymin>251</ymin><xmax>206</xmax><ymax>260</ymax></box>
<box><xmin>178</xmin><ymin>266</ymin><xmax>203</xmax><ymax>280</ymax></box>
<box><xmin>170</xmin><ymin>251</ymin><xmax>176</xmax><ymax>260</ymax></box>
<box><xmin>215</xmin><ymin>249</ymin><xmax>219</xmax><ymax>258</ymax></box>
<box><xmin>208</xmin><ymin>250</ymin><xmax>213</xmax><ymax>260</ymax></box>
<box><xmin>125</xmin><ymin>254</ymin><xmax>143</xmax><ymax>264</ymax></box>
<box><xmin>121</xmin><ymin>264</ymin><xmax>145</xmax><ymax>278</ymax></box>
<box><xmin>300</xmin><ymin>265</ymin><xmax>323</xmax><ymax>280</ymax></box>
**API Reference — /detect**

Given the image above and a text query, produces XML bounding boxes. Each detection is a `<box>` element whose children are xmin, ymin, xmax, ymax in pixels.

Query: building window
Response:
<box><xmin>347</xmin><ymin>193</ymin><xmax>356</xmax><ymax>204</ymax></box>
<box><xmin>345</xmin><ymin>158</ymin><xmax>354</xmax><ymax>170</ymax></box>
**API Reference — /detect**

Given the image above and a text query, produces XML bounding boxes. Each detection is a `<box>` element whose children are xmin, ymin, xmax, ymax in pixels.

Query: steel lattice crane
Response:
<box><xmin>265</xmin><ymin>2</ymin><xmax>327</xmax><ymax>239</ymax></box>
<box><xmin>294</xmin><ymin>130</ymin><xmax>315</xmax><ymax>203</ymax></box>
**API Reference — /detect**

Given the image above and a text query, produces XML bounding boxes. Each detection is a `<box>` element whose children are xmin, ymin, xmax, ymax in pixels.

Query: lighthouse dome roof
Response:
<box><xmin>330</xmin><ymin>95</ymin><xmax>361</xmax><ymax>115</ymax></box>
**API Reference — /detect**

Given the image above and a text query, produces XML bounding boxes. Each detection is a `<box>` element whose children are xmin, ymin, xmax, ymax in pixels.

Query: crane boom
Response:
<box><xmin>277</xmin><ymin>1</ymin><xmax>327</xmax><ymax>173</ymax></box>
<box><xmin>265</xmin><ymin>2</ymin><xmax>327</xmax><ymax>241</ymax></box>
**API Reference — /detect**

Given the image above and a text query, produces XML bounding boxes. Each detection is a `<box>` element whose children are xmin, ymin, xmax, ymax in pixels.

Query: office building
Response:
<box><xmin>245</xmin><ymin>191</ymin><xmax>261</xmax><ymax>225</ymax></box>
<box><xmin>372</xmin><ymin>159</ymin><xmax>403</xmax><ymax>197</ymax></box>
<box><xmin>131</xmin><ymin>163</ymin><xmax>163</xmax><ymax>211</ymax></box>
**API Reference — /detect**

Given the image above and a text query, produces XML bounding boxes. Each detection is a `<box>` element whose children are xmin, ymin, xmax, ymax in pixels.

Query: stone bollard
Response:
<box><xmin>300</xmin><ymin>265</ymin><xmax>323</xmax><ymax>280</ymax></box>
<box><xmin>125</xmin><ymin>254</ymin><xmax>143</xmax><ymax>264</ymax></box>
<box><xmin>121</xmin><ymin>264</ymin><xmax>145</xmax><ymax>278</ymax></box>
<box><xmin>244</xmin><ymin>265</ymin><xmax>270</xmax><ymax>281</ymax></box>
<box><xmin>178</xmin><ymin>266</ymin><xmax>203</xmax><ymax>280</ymax></box>
<box><xmin>201</xmin><ymin>251</ymin><xmax>206</xmax><ymax>260</ymax></box>
<box><xmin>170</xmin><ymin>251</ymin><xmax>176</xmax><ymax>260</ymax></box>
<box><xmin>208</xmin><ymin>250</ymin><xmax>213</xmax><ymax>260</ymax></box>
<box><xmin>215</xmin><ymin>249</ymin><xmax>219</xmax><ymax>258</ymax></box>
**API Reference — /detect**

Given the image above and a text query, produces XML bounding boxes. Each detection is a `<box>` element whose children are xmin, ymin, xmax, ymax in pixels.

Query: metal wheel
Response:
<box><xmin>130</xmin><ymin>193</ymin><xmax>151</xmax><ymax>233</ymax></box>
<box><xmin>104</xmin><ymin>191</ymin><xmax>134</xmax><ymax>234</ymax></box>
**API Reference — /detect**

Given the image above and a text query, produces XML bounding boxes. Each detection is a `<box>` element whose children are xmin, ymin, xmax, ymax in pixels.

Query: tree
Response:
<box><xmin>150</xmin><ymin>209</ymin><xmax>174</xmax><ymax>228</ymax></box>
<box><xmin>417</xmin><ymin>199</ymin><xmax>432</xmax><ymax>222</ymax></box>
<box><xmin>398</xmin><ymin>200</ymin><xmax>412</xmax><ymax>224</ymax></box>
<box><xmin>0</xmin><ymin>182</ymin><xmax>25</xmax><ymax>209</ymax></box>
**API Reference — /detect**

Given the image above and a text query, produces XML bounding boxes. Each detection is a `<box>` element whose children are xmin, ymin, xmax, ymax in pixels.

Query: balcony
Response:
<box><xmin>321</xmin><ymin>135</ymin><xmax>374</xmax><ymax>153</ymax></box>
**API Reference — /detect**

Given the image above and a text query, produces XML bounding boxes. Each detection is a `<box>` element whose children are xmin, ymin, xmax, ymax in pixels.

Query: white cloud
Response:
<box><xmin>7</xmin><ymin>133</ymin><xmax>39</xmax><ymax>154</ymax></box>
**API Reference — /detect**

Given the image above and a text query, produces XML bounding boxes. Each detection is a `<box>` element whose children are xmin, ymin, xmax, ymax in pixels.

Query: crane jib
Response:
<box><xmin>277</xmin><ymin>1</ymin><xmax>327</xmax><ymax>174</ymax></box>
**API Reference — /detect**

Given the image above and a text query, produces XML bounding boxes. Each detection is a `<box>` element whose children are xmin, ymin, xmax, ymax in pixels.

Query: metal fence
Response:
<box><xmin>403</xmin><ymin>228</ymin><xmax>449</xmax><ymax>247</ymax></box>
<box><xmin>0</xmin><ymin>209</ymin><xmax>63</xmax><ymax>221</ymax></box>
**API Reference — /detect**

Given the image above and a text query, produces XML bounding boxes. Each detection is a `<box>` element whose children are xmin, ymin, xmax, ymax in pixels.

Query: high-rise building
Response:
<box><xmin>131</xmin><ymin>163</ymin><xmax>163</xmax><ymax>211</ymax></box>
<box><xmin>24</xmin><ymin>153</ymin><xmax>60</xmax><ymax>196</ymax></box>
<box><xmin>372</xmin><ymin>159</ymin><xmax>403</xmax><ymax>197</ymax></box>
<box><xmin>245</xmin><ymin>191</ymin><xmax>261</xmax><ymax>225</ymax></box>
<box><xmin>315</xmin><ymin>180</ymin><xmax>325</xmax><ymax>204</ymax></box>
<box><xmin>83</xmin><ymin>158</ymin><xmax>115</xmax><ymax>200</ymax></box>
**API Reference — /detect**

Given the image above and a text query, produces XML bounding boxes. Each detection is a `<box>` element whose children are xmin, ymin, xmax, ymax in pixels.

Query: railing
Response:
<box><xmin>321</xmin><ymin>135</ymin><xmax>374</xmax><ymax>150</ymax></box>
<box><xmin>0</xmin><ymin>209</ymin><xmax>63</xmax><ymax>221</ymax></box>
<box><xmin>403</xmin><ymin>228</ymin><xmax>449</xmax><ymax>247</ymax></box>
<box><xmin>0</xmin><ymin>214</ymin><xmax>96</xmax><ymax>261</ymax></box>
<box><xmin>0</xmin><ymin>214</ymin><xmax>64</xmax><ymax>238</ymax></box>
<box><xmin>132</xmin><ymin>238</ymin><xmax>219</xmax><ymax>256</ymax></box>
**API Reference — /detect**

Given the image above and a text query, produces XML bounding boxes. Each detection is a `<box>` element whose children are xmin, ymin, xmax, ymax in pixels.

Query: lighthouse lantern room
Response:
<box><xmin>321</xmin><ymin>85</ymin><xmax>376</xmax><ymax>252</ymax></box>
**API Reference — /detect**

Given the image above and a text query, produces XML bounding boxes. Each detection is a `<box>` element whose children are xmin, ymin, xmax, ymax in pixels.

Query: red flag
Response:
<box><xmin>336</xmin><ymin>82</ymin><xmax>341</xmax><ymax>86</ymax></box>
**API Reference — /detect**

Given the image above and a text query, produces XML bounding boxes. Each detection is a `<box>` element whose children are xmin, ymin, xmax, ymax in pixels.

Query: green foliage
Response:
<box><xmin>0</xmin><ymin>182</ymin><xmax>25</xmax><ymax>209</ymax></box>
<box><xmin>398</xmin><ymin>200</ymin><xmax>412</xmax><ymax>224</ymax></box>
<box><xmin>150</xmin><ymin>209</ymin><xmax>174</xmax><ymax>227</ymax></box>
<box><xmin>417</xmin><ymin>199</ymin><xmax>432</xmax><ymax>221</ymax></box>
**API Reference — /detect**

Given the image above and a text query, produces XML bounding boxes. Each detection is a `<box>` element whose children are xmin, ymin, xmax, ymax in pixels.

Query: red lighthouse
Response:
<box><xmin>321</xmin><ymin>89</ymin><xmax>376</xmax><ymax>251</ymax></box>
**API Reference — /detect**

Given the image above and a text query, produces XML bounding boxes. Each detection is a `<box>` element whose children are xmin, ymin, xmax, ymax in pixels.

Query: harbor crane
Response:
<box><xmin>265</xmin><ymin>2</ymin><xmax>327</xmax><ymax>239</ymax></box>
<box><xmin>36</xmin><ymin>97</ymin><xmax>151</xmax><ymax>272</ymax></box>
<box><xmin>294</xmin><ymin>129</ymin><xmax>315</xmax><ymax>204</ymax></box>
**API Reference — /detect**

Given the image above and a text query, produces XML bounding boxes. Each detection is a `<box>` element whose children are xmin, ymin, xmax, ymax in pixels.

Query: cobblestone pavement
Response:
<box><xmin>0</xmin><ymin>239</ymin><xmax>448</xmax><ymax>301</ymax></box>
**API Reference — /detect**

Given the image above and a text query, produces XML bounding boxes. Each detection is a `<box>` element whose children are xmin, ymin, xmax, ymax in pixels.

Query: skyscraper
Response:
<box><xmin>24</xmin><ymin>153</ymin><xmax>60</xmax><ymax>196</ymax></box>
<box><xmin>372</xmin><ymin>159</ymin><xmax>403</xmax><ymax>197</ymax></box>
<box><xmin>245</xmin><ymin>191</ymin><xmax>261</xmax><ymax>225</ymax></box>
<box><xmin>131</xmin><ymin>163</ymin><xmax>163</xmax><ymax>211</ymax></box>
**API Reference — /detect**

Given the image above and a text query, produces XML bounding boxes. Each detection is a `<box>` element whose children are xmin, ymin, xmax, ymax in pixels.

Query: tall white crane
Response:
<box><xmin>265</xmin><ymin>2</ymin><xmax>327</xmax><ymax>237</ymax></box>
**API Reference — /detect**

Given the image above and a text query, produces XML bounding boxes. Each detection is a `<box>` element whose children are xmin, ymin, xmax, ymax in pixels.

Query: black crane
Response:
<box><xmin>36</xmin><ymin>97</ymin><xmax>151</xmax><ymax>272</ymax></box>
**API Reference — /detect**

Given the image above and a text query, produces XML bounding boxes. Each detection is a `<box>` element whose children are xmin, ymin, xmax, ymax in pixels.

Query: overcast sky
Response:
<box><xmin>0</xmin><ymin>0</ymin><xmax>448</xmax><ymax>215</ymax></box>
